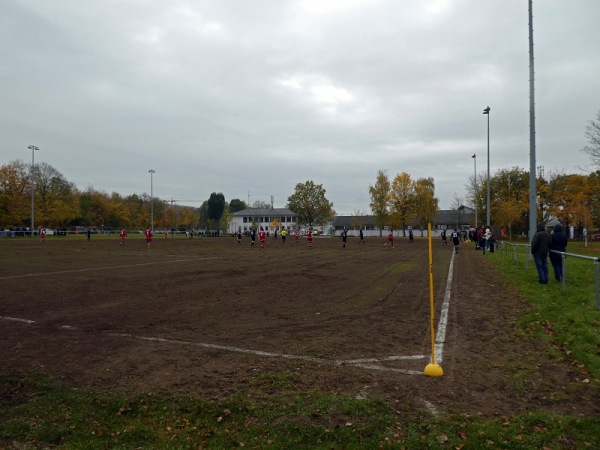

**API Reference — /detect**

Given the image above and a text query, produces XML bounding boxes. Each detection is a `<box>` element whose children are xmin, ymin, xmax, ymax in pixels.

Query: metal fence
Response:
<box><xmin>498</xmin><ymin>241</ymin><xmax>600</xmax><ymax>310</ymax></box>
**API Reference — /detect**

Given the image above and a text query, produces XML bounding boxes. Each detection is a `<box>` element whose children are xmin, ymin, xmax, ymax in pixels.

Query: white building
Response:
<box><xmin>229</xmin><ymin>208</ymin><xmax>298</xmax><ymax>235</ymax></box>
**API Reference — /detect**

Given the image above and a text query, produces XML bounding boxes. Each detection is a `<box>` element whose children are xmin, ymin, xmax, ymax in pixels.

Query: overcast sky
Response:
<box><xmin>2</xmin><ymin>0</ymin><xmax>599</xmax><ymax>214</ymax></box>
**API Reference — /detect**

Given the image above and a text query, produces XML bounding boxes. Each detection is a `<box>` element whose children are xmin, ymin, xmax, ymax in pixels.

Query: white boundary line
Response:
<box><xmin>434</xmin><ymin>250</ymin><xmax>455</xmax><ymax>364</ymax></box>
<box><xmin>1</xmin><ymin>250</ymin><xmax>455</xmax><ymax>376</ymax></box>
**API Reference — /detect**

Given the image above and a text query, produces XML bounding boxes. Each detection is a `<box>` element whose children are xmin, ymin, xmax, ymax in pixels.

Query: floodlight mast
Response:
<box><xmin>27</xmin><ymin>145</ymin><xmax>39</xmax><ymax>236</ymax></box>
<box><xmin>528</xmin><ymin>0</ymin><xmax>537</xmax><ymax>240</ymax></box>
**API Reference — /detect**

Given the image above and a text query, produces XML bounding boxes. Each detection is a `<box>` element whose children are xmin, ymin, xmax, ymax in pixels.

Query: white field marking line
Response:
<box><xmin>433</xmin><ymin>250</ymin><xmax>455</xmax><ymax>364</ymax></box>
<box><xmin>0</xmin><ymin>316</ymin><xmax>428</xmax><ymax>375</ymax></box>
<box><xmin>0</xmin><ymin>257</ymin><xmax>218</xmax><ymax>280</ymax></box>
<box><xmin>0</xmin><ymin>316</ymin><xmax>36</xmax><ymax>324</ymax></box>
<box><xmin>110</xmin><ymin>333</ymin><xmax>424</xmax><ymax>375</ymax></box>
<box><xmin>340</xmin><ymin>355</ymin><xmax>426</xmax><ymax>364</ymax></box>
<box><xmin>423</xmin><ymin>400</ymin><xmax>439</xmax><ymax>416</ymax></box>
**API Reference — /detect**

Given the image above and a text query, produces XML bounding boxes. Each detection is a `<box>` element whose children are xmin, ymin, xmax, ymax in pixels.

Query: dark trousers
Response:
<box><xmin>550</xmin><ymin>254</ymin><xmax>563</xmax><ymax>282</ymax></box>
<box><xmin>533</xmin><ymin>255</ymin><xmax>549</xmax><ymax>284</ymax></box>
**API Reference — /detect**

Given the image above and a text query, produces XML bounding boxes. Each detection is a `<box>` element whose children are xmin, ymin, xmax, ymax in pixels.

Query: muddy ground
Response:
<box><xmin>1</xmin><ymin>234</ymin><xmax>598</xmax><ymax>418</ymax></box>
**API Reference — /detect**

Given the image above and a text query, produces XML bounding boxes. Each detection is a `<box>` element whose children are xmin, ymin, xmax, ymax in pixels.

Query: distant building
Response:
<box><xmin>332</xmin><ymin>206</ymin><xmax>476</xmax><ymax>237</ymax></box>
<box><xmin>230</xmin><ymin>206</ymin><xmax>477</xmax><ymax>237</ymax></box>
<box><xmin>229</xmin><ymin>208</ymin><xmax>297</xmax><ymax>235</ymax></box>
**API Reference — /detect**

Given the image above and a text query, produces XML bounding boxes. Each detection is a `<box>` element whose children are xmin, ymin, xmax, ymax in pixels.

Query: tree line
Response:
<box><xmin>0</xmin><ymin>160</ymin><xmax>252</xmax><ymax>231</ymax></box>
<box><xmin>465</xmin><ymin>167</ymin><xmax>600</xmax><ymax>238</ymax></box>
<box><xmin>368</xmin><ymin>171</ymin><xmax>439</xmax><ymax>236</ymax></box>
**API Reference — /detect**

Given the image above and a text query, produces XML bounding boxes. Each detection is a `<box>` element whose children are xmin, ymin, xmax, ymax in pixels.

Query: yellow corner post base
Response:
<box><xmin>424</xmin><ymin>363</ymin><xmax>444</xmax><ymax>377</ymax></box>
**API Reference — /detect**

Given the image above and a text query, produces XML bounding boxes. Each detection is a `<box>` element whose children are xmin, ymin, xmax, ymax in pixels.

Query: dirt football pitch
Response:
<box><xmin>1</xmin><ymin>234</ymin><xmax>598</xmax><ymax>418</ymax></box>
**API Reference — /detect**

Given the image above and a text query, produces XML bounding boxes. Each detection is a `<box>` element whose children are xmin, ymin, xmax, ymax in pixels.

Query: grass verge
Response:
<box><xmin>1</xmin><ymin>371</ymin><xmax>598</xmax><ymax>449</ymax></box>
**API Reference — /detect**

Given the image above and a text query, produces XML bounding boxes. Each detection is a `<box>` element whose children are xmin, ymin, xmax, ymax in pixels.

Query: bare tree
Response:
<box><xmin>582</xmin><ymin>110</ymin><xmax>600</xmax><ymax>167</ymax></box>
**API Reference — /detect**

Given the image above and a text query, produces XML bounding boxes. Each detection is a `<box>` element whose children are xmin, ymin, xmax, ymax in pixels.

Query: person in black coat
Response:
<box><xmin>549</xmin><ymin>224</ymin><xmax>568</xmax><ymax>282</ymax></box>
<box><xmin>531</xmin><ymin>223</ymin><xmax>552</xmax><ymax>284</ymax></box>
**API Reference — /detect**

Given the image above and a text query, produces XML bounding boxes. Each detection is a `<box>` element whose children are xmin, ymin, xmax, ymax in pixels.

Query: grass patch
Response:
<box><xmin>2</xmin><ymin>372</ymin><xmax>599</xmax><ymax>449</ymax></box>
<box><xmin>489</xmin><ymin>245</ymin><xmax>600</xmax><ymax>379</ymax></box>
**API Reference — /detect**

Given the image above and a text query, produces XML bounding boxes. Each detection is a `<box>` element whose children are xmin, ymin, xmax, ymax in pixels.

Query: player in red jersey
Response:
<box><xmin>259</xmin><ymin>226</ymin><xmax>266</xmax><ymax>250</ymax></box>
<box><xmin>145</xmin><ymin>227</ymin><xmax>153</xmax><ymax>246</ymax></box>
<box><xmin>306</xmin><ymin>227</ymin><xmax>313</xmax><ymax>248</ymax></box>
<box><xmin>39</xmin><ymin>227</ymin><xmax>46</xmax><ymax>244</ymax></box>
<box><xmin>294</xmin><ymin>228</ymin><xmax>300</xmax><ymax>244</ymax></box>
<box><xmin>119</xmin><ymin>227</ymin><xmax>127</xmax><ymax>246</ymax></box>
<box><xmin>384</xmin><ymin>229</ymin><xmax>394</xmax><ymax>248</ymax></box>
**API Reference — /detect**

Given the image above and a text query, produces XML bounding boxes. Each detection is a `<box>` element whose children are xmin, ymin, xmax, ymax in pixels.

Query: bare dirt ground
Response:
<box><xmin>1</xmin><ymin>234</ymin><xmax>598</xmax><ymax>418</ymax></box>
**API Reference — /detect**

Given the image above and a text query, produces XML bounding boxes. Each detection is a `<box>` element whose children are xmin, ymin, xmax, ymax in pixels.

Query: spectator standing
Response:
<box><xmin>484</xmin><ymin>226</ymin><xmax>492</xmax><ymax>251</ymax></box>
<box><xmin>86</xmin><ymin>228</ymin><xmax>91</xmax><ymax>242</ymax></box>
<box><xmin>549</xmin><ymin>224</ymin><xmax>568</xmax><ymax>282</ymax></box>
<box><xmin>488</xmin><ymin>233</ymin><xmax>496</xmax><ymax>254</ymax></box>
<box><xmin>531</xmin><ymin>223</ymin><xmax>552</xmax><ymax>284</ymax></box>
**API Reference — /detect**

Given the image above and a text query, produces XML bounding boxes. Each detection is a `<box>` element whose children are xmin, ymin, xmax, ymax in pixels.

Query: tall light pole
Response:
<box><xmin>27</xmin><ymin>145</ymin><xmax>39</xmax><ymax>236</ymax></box>
<box><xmin>528</xmin><ymin>0</ymin><xmax>537</xmax><ymax>240</ymax></box>
<box><xmin>472</xmin><ymin>153</ymin><xmax>477</xmax><ymax>228</ymax></box>
<box><xmin>483</xmin><ymin>106</ymin><xmax>491</xmax><ymax>227</ymax></box>
<box><xmin>149</xmin><ymin>169</ymin><xmax>155</xmax><ymax>233</ymax></box>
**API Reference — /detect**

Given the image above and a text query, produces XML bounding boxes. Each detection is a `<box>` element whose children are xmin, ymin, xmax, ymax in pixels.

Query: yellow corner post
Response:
<box><xmin>424</xmin><ymin>222</ymin><xmax>444</xmax><ymax>377</ymax></box>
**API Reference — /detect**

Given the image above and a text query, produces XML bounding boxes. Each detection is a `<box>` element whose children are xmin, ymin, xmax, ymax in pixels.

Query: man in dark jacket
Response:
<box><xmin>549</xmin><ymin>224</ymin><xmax>568</xmax><ymax>282</ymax></box>
<box><xmin>531</xmin><ymin>223</ymin><xmax>552</xmax><ymax>284</ymax></box>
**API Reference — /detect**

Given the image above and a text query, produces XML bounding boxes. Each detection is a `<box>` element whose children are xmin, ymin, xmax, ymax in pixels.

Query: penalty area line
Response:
<box><xmin>110</xmin><ymin>332</ymin><xmax>425</xmax><ymax>376</ymax></box>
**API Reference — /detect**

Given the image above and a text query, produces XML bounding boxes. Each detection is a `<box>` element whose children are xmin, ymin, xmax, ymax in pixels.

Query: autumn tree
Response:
<box><xmin>180</xmin><ymin>207</ymin><xmax>199</xmax><ymax>229</ymax></box>
<box><xmin>368</xmin><ymin>170</ymin><xmax>390</xmax><ymax>237</ymax></box>
<box><xmin>413</xmin><ymin>177</ymin><xmax>438</xmax><ymax>236</ymax></box>
<box><xmin>388</xmin><ymin>172</ymin><xmax>415</xmax><ymax>236</ymax></box>
<box><xmin>33</xmin><ymin>162</ymin><xmax>78</xmax><ymax>227</ymax></box>
<box><xmin>77</xmin><ymin>188</ymin><xmax>112</xmax><ymax>227</ymax></box>
<box><xmin>0</xmin><ymin>160</ymin><xmax>30</xmax><ymax>226</ymax></box>
<box><xmin>491</xmin><ymin>167</ymin><xmax>529</xmax><ymax>237</ymax></box>
<box><xmin>546</xmin><ymin>173</ymin><xmax>593</xmax><ymax>232</ymax></box>
<box><xmin>287</xmin><ymin>180</ymin><xmax>333</xmax><ymax>226</ymax></box>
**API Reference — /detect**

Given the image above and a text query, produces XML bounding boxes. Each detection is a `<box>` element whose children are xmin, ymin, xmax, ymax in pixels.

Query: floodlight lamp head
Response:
<box><xmin>483</xmin><ymin>106</ymin><xmax>490</xmax><ymax>114</ymax></box>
